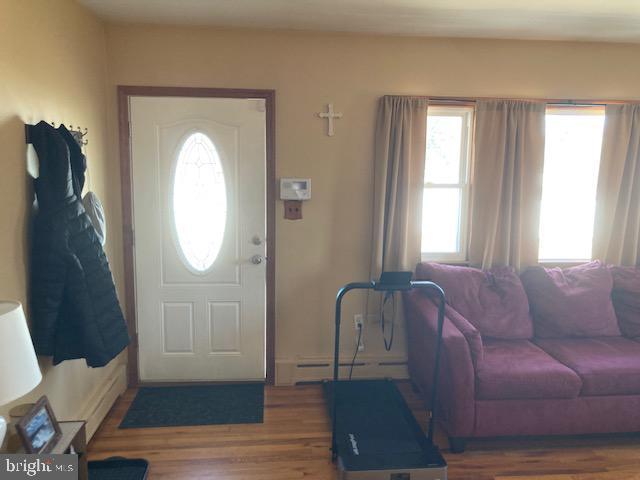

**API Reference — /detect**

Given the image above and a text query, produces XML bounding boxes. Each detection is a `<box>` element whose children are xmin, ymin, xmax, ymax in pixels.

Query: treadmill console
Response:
<box><xmin>374</xmin><ymin>271</ymin><xmax>413</xmax><ymax>291</ymax></box>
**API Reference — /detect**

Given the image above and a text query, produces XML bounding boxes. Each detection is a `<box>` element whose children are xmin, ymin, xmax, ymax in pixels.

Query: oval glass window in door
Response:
<box><xmin>173</xmin><ymin>132</ymin><xmax>227</xmax><ymax>273</ymax></box>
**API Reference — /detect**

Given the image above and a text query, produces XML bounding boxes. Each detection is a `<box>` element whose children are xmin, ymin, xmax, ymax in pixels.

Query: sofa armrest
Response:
<box><xmin>443</xmin><ymin>304</ymin><xmax>484</xmax><ymax>366</ymax></box>
<box><xmin>403</xmin><ymin>289</ymin><xmax>477</xmax><ymax>438</ymax></box>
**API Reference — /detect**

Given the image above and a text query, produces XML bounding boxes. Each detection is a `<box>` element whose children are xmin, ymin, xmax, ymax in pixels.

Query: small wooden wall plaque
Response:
<box><xmin>284</xmin><ymin>200</ymin><xmax>302</xmax><ymax>220</ymax></box>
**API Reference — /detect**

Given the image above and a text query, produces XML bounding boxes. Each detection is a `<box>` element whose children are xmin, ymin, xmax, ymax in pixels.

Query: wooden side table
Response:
<box><xmin>10</xmin><ymin>421</ymin><xmax>88</xmax><ymax>480</ymax></box>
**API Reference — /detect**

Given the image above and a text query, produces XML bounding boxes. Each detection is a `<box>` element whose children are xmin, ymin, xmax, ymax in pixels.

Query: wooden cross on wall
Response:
<box><xmin>318</xmin><ymin>103</ymin><xmax>343</xmax><ymax>136</ymax></box>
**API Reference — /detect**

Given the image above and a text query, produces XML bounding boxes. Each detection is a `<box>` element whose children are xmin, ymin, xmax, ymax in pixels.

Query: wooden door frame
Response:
<box><xmin>117</xmin><ymin>86</ymin><xmax>276</xmax><ymax>386</ymax></box>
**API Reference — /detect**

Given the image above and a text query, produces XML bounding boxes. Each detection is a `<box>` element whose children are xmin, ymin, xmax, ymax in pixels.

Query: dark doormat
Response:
<box><xmin>119</xmin><ymin>383</ymin><xmax>264</xmax><ymax>429</ymax></box>
<box><xmin>89</xmin><ymin>458</ymin><xmax>148</xmax><ymax>480</ymax></box>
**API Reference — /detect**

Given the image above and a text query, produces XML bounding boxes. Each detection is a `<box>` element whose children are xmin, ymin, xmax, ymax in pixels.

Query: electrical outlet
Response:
<box><xmin>354</xmin><ymin>314</ymin><xmax>364</xmax><ymax>351</ymax></box>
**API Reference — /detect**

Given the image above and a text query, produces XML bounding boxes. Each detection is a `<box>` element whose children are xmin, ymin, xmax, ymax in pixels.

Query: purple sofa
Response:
<box><xmin>404</xmin><ymin>261</ymin><xmax>640</xmax><ymax>453</ymax></box>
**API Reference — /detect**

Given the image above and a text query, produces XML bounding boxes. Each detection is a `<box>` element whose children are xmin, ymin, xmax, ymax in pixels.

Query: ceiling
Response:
<box><xmin>79</xmin><ymin>0</ymin><xmax>640</xmax><ymax>43</ymax></box>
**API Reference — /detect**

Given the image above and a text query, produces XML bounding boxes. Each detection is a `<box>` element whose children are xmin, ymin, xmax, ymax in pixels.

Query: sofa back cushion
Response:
<box><xmin>520</xmin><ymin>261</ymin><xmax>620</xmax><ymax>338</ymax></box>
<box><xmin>610</xmin><ymin>266</ymin><xmax>640</xmax><ymax>338</ymax></box>
<box><xmin>415</xmin><ymin>262</ymin><xmax>533</xmax><ymax>339</ymax></box>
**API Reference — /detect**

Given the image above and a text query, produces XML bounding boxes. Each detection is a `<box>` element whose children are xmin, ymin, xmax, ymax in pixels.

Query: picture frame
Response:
<box><xmin>15</xmin><ymin>396</ymin><xmax>62</xmax><ymax>454</ymax></box>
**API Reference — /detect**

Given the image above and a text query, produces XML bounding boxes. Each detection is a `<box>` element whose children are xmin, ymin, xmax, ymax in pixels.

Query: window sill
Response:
<box><xmin>538</xmin><ymin>260</ymin><xmax>592</xmax><ymax>269</ymax></box>
<box><xmin>420</xmin><ymin>256</ymin><xmax>469</xmax><ymax>266</ymax></box>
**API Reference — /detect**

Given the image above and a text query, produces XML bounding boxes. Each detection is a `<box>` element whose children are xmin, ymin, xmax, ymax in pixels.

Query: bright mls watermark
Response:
<box><xmin>0</xmin><ymin>455</ymin><xmax>77</xmax><ymax>479</ymax></box>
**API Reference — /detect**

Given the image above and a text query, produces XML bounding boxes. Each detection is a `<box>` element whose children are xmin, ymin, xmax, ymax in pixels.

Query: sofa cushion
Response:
<box><xmin>476</xmin><ymin>339</ymin><xmax>582</xmax><ymax>400</ymax></box>
<box><xmin>536</xmin><ymin>337</ymin><xmax>640</xmax><ymax>396</ymax></box>
<box><xmin>520</xmin><ymin>261</ymin><xmax>620</xmax><ymax>338</ymax></box>
<box><xmin>415</xmin><ymin>262</ymin><xmax>533</xmax><ymax>339</ymax></box>
<box><xmin>610</xmin><ymin>266</ymin><xmax>640</xmax><ymax>338</ymax></box>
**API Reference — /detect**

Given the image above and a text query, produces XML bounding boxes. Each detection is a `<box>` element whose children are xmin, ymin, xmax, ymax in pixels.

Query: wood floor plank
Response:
<box><xmin>497</xmin><ymin>473</ymin><xmax>640</xmax><ymax>480</ymax></box>
<box><xmin>88</xmin><ymin>384</ymin><xmax>640</xmax><ymax>479</ymax></box>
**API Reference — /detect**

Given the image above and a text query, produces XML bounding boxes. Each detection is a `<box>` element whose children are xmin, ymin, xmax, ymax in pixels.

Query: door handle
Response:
<box><xmin>250</xmin><ymin>254</ymin><xmax>266</xmax><ymax>265</ymax></box>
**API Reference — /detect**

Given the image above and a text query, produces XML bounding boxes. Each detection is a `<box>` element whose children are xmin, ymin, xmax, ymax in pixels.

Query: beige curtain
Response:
<box><xmin>592</xmin><ymin>104</ymin><xmax>640</xmax><ymax>266</ymax></box>
<box><xmin>370</xmin><ymin>96</ymin><xmax>428</xmax><ymax>278</ymax></box>
<box><xmin>468</xmin><ymin>100</ymin><xmax>546</xmax><ymax>270</ymax></box>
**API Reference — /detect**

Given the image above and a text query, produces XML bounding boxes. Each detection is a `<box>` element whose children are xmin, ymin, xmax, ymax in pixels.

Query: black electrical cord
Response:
<box><xmin>348</xmin><ymin>323</ymin><xmax>363</xmax><ymax>381</ymax></box>
<box><xmin>380</xmin><ymin>291</ymin><xmax>396</xmax><ymax>351</ymax></box>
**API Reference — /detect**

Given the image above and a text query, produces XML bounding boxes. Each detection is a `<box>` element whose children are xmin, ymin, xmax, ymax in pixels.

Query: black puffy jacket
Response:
<box><xmin>29</xmin><ymin>121</ymin><xmax>129</xmax><ymax>367</ymax></box>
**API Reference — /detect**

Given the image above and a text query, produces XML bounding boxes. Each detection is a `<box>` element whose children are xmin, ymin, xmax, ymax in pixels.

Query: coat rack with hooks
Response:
<box><xmin>24</xmin><ymin>122</ymin><xmax>88</xmax><ymax>147</ymax></box>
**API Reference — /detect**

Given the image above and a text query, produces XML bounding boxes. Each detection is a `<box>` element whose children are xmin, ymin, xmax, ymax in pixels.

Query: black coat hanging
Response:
<box><xmin>28</xmin><ymin>121</ymin><xmax>129</xmax><ymax>367</ymax></box>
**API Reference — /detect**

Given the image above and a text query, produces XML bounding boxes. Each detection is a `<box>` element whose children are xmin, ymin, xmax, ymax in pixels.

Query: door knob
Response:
<box><xmin>250</xmin><ymin>254</ymin><xmax>265</xmax><ymax>265</ymax></box>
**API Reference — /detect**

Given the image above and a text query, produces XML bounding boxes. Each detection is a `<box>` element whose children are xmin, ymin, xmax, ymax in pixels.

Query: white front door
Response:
<box><xmin>130</xmin><ymin>96</ymin><xmax>266</xmax><ymax>382</ymax></box>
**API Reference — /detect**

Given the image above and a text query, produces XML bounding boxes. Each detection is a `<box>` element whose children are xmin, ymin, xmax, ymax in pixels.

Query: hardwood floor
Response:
<box><xmin>88</xmin><ymin>384</ymin><xmax>640</xmax><ymax>479</ymax></box>
<box><xmin>497</xmin><ymin>475</ymin><xmax>640</xmax><ymax>480</ymax></box>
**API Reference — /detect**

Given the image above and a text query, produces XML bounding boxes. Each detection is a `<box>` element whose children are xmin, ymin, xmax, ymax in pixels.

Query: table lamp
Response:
<box><xmin>0</xmin><ymin>301</ymin><xmax>42</xmax><ymax>448</ymax></box>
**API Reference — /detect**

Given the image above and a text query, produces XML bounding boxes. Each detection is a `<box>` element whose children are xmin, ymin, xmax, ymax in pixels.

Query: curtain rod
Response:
<box><xmin>418</xmin><ymin>95</ymin><xmax>636</xmax><ymax>106</ymax></box>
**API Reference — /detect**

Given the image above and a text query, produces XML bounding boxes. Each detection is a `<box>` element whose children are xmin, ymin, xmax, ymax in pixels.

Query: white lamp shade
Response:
<box><xmin>0</xmin><ymin>302</ymin><xmax>42</xmax><ymax>406</ymax></box>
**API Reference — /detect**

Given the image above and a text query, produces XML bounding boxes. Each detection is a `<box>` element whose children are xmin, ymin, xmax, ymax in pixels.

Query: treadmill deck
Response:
<box><xmin>324</xmin><ymin>379</ymin><xmax>447</xmax><ymax>479</ymax></box>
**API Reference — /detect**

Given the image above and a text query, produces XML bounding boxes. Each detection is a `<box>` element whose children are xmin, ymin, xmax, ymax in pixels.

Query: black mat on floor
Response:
<box><xmin>88</xmin><ymin>458</ymin><xmax>148</xmax><ymax>480</ymax></box>
<box><xmin>119</xmin><ymin>384</ymin><xmax>264</xmax><ymax>429</ymax></box>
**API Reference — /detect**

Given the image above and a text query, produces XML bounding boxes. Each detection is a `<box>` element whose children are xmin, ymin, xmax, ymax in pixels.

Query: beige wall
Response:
<box><xmin>4</xmin><ymin>3</ymin><xmax>640</xmax><ymax>394</ymax></box>
<box><xmin>0</xmin><ymin>0</ymin><xmax>125</xmax><ymax>421</ymax></box>
<box><xmin>105</xmin><ymin>25</ymin><xmax>640</xmax><ymax>381</ymax></box>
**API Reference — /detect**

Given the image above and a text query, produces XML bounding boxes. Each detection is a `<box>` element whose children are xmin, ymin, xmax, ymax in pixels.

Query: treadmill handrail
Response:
<box><xmin>330</xmin><ymin>279</ymin><xmax>446</xmax><ymax>460</ymax></box>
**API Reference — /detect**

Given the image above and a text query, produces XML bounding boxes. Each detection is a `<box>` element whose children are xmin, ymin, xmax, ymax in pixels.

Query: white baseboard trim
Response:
<box><xmin>275</xmin><ymin>354</ymin><xmax>408</xmax><ymax>386</ymax></box>
<box><xmin>78</xmin><ymin>363</ymin><xmax>127</xmax><ymax>440</ymax></box>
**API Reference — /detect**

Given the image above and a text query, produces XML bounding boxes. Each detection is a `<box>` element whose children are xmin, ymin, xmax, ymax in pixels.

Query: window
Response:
<box><xmin>173</xmin><ymin>132</ymin><xmax>227</xmax><ymax>273</ymax></box>
<box><xmin>538</xmin><ymin>107</ymin><xmax>605</xmax><ymax>263</ymax></box>
<box><xmin>421</xmin><ymin>106</ymin><xmax>473</xmax><ymax>262</ymax></box>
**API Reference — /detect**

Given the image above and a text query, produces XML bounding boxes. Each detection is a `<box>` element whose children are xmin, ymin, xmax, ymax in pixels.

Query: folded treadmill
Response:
<box><xmin>326</xmin><ymin>274</ymin><xmax>448</xmax><ymax>480</ymax></box>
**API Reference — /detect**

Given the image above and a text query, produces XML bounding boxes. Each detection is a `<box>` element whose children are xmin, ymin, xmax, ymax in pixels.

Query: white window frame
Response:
<box><xmin>421</xmin><ymin>106</ymin><xmax>474</xmax><ymax>263</ymax></box>
<box><xmin>538</xmin><ymin>105</ymin><xmax>605</xmax><ymax>265</ymax></box>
